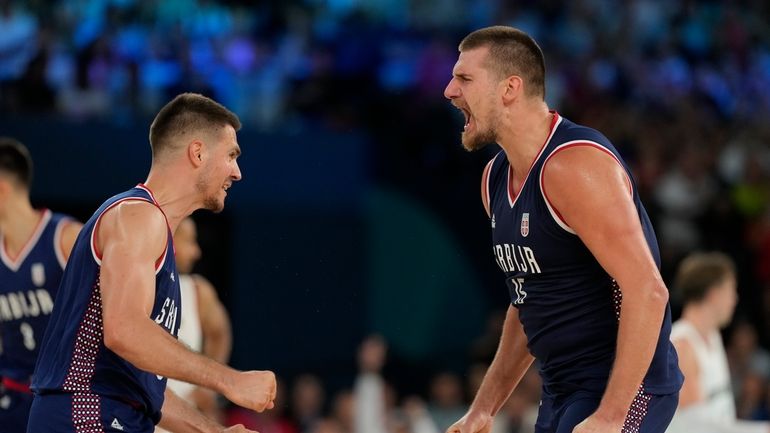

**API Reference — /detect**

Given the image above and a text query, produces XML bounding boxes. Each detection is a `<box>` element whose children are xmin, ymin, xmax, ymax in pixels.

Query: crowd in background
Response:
<box><xmin>2</xmin><ymin>0</ymin><xmax>770</xmax><ymax>431</ymax></box>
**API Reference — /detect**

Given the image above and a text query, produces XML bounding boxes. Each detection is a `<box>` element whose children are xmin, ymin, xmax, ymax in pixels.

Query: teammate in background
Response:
<box><xmin>156</xmin><ymin>216</ymin><xmax>233</xmax><ymax>432</ymax></box>
<box><xmin>0</xmin><ymin>137</ymin><xmax>82</xmax><ymax>433</ymax></box>
<box><xmin>667</xmin><ymin>252</ymin><xmax>770</xmax><ymax>433</ymax></box>
<box><xmin>443</xmin><ymin>26</ymin><xmax>682</xmax><ymax>433</ymax></box>
<box><xmin>28</xmin><ymin>93</ymin><xmax>276</xmax><ymax>433</ymax></box>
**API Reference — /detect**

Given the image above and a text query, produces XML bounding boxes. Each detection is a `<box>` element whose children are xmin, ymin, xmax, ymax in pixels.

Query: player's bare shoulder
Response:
<box><xmin>97</xmin><ymin>199</ymin><xmax>168</xmax><ymax>256</ymax></box>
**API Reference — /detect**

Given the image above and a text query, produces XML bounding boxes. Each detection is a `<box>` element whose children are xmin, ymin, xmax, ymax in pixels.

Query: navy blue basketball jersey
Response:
<box><xmin>31</xmin><ymin>184</ymin><xmax>181</xmax><ymax>424</ymax></box>
<box><xmin>0</xmin><ymin>210</ymin><xmax>71</xmax><ymax>383</ymax></box>
<box><xmin>484</xmin><ymin>113</ymin><xmax>682</xmax><ymax>396</ymax></box>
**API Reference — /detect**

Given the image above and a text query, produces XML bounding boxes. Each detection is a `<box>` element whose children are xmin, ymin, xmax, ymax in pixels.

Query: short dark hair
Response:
<box><xmin>459</xmin><ymin>26</ymin><xmax>546</xmax><ymax>99</ymax></box>
<box><xmin>149</xmin><ymin>93</ymin><xmax>241</xmax><ymax>158</ymax></box>
<box><xmin>0</xmin><ymin>137</ymin><xmax>33</xmax><ymax>188</ymax></box>
<box><xmin>674</xmin><ymin>252</ymin><xmax>736</xmax><ymax>304</ymax></box>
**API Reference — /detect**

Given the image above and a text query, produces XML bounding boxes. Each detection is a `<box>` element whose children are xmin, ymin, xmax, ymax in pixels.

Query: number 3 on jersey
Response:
<box><xmin>20</xmin><ymin>322</ymin><xmax>36</xmax><ymax>350</ymax></box>
<box><xmin>507</xmin><ymin>277</ymin><xmax>527</xmax><ymax>305</ymax></box>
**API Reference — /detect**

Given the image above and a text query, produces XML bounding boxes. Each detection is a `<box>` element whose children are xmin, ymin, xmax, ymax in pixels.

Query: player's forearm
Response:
<box><xmin>595</xmin><ymin>280</ymin><xmax>668</xmax><ymax>422</ymax></box>
<box><xmin>470</xmin><ymin>306</ymin><xmax>534</xmax><ymax>416</ymax></box>
<box><xmin>203</xmin><ymin>325</ymin><xmax>232</xmax><ymax>365</ymax></box>
<box><xmin>103</xmin><ymin>316</ymin><xmax>236</xmax><ymax>395</ymax></box>
<box><xmin>158</xmin><ymin>388</ymin><xmax>222</xmax><ymax>433</ymax></box>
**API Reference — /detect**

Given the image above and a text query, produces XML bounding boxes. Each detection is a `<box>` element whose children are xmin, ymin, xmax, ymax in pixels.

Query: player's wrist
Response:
<box><xmin>467</xmin><ymin>403</ymin><xmax>495</xmax><ymax>419</ymax></box>
<box><xmin>591</xmin><ymin>403</ymin><xmax>627</xmax><ymax>424</ymax></box>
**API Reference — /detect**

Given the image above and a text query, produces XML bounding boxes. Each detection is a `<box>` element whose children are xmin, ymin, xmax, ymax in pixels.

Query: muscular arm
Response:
<box><xmin>98</xmin><ymin>201</ymin><xmax>275</xmax><ymax>412</ymax></box>
<box><xmin>194</xmin><ymin>274</ymin><xmax>232</xmax><ymax>364</ymax></box>
<box><xmin>59</xmin><ymin>220</ymin><xmax>83</xmax><ymax>261</ymax></box>
<box><xmin>448</xmin><ymin>305</ymin><xmax>534</xmax><ymax>433</ymax></box>
<box><xmin>158</xmin><ymin>388</ymin><xmax>222</xmax><ymax>433</ymax></box>
<box><xmin>542</xmin><ymin>146</ymin><xmax>669</xmax><ymax>427</ymax></box>
<box><xmin>469</xmin><ymin>305</ymin><xmax>534</xmax><ymax>416</ymax></box>
<box><xmin>672</xmin><ymin>338</ymin><xmax>701</xmax><ymax>408</ymax></box>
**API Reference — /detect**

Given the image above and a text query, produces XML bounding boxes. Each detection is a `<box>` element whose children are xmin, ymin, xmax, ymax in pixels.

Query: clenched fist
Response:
<box><xmin>222</xmin><ymin>424</ymin><xmax>258</xmax><ymax>432</ymax></box>
<box><xmin>222</xmin><ymin>370</ymin><xmax>277</xmax><ymax>413</ymax></box>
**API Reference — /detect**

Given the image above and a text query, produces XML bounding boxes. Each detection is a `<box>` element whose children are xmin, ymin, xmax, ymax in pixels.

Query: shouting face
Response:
<box><xmin>444</xmin><ymin>46</ymin><xmax>502</xmax><ymax>151</ymax></box>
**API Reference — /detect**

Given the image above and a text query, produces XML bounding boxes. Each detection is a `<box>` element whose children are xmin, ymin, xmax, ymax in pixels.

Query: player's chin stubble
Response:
<box><xmin>461</xmin><ymin>129</ymin><xmax>496</xmax><ymax>152</ymax></box>
<box><xmin>196</xmin><ymin>175</ymin><xmax>225</xmax><ymax>213</ymax></box>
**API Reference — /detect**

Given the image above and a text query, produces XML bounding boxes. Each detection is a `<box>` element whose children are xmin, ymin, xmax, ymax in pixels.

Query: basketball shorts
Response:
<box><xmin>27</xmin><ymin>392</ymin><xmax>156</xmax><ymax>433</ymax></box>
<box><xmin>535</xmin><ymin>390</ymin><xmax>679</xmax><ymax>433</ymax></box>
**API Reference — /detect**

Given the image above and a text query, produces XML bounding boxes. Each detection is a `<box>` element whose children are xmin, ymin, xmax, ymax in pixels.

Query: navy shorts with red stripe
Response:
<box><xmin>534</xmin><ymin>390</ymin><xmax>679</xmax><ymax>433</ymax></box>
<box><xmin>27</xmin><ymin>392</ymin><xmax>155</xmax><ymax>433</ymax></box>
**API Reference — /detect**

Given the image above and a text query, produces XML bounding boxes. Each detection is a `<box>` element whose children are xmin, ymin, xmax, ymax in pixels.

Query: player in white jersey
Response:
<box><xmin>667</xmin><ymin>252</ymin><xmax>770</xmax><ymax>433</ymax></box>
<box><xmin>156</xmin><ymin>217</ymin><xmax>232</xmax><ymax>432</ymax></box>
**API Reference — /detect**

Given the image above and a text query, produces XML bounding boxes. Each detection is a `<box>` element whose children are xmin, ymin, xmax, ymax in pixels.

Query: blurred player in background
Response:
<box><xmin>667</xmin><ymin>252</ymin><xmax>770</xmax><ymax>433</ymax></box>
<box><xmin>444</xmin><ymin>26</ymin><xmax>682</xmax><ymax>433</ymax></box>
<box><xmin>28</xmin><ymin>93</ymin><xmax>275</xmax><ymax>433</ymax></box>
<box><xmin>0</xmin><ymin>137</ymin><xmax>82</xmax><ymax>433</ymax></box>
<box><xmin>156</xmin><ymin>216</ymin><xmax>233</xmax><ymax>432</ymax></box>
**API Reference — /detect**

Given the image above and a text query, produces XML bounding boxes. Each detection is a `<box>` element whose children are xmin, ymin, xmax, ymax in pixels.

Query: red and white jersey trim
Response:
<box><xmin>539</xmin><ymin>140</ymin><xmax>633</xmax><ymax>234</ymax></box>
<box><xmin>482</xmin><ymin>153</ymin><xmax>500</xmax><ymax>216</ymax></box>
<box><xmin>0</xmin><ymin>209</ymin><xmax>51</xmax><ymax>271</ymax></box>
<box><xmin>507</xmin><ymin>114</ymin><xmax>563</xmax><ymax>208</ymax></box>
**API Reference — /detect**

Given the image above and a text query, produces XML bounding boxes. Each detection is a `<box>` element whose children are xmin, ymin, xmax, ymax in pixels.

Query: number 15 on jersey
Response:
<box><xmin>507</xmin><ymin>276</ymin><xmax>527</xmax><ymax>305</ymax></box>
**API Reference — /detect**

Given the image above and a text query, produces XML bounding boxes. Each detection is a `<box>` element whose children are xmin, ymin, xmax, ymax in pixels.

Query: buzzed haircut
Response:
<box><xmin>674</xmin><ymin>252</ymin><xmax>736</xmax><ymax>305</ymax></box>
<box><xmin>459</xmin><ymin>26</ymin><xmax>546</xmax><ymax>99</ymax></box>
<box><xmin>149</xmin><ymin>93</ymin><xmax>241</xmax><ymax>158</ymax></box>
<box><xmin>0</xmin><ymin>137</ymin><xmax>33</xmax><ymax>188</ymax></box>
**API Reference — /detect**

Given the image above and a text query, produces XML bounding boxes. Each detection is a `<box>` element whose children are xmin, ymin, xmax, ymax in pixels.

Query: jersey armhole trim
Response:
<box><xmin>539</xmin><ymin>141</ymin><xmax>633</xmax><ymax>235</ymax></box>
<box><xmin>482</xmin><ymin>154</ymin><xmax>499</xmax><ymax>217</ymax></box>
<box><xmin>90</xmin><ymin>198</ymin><xmax>169</xmax><ymax>274</ymax></box>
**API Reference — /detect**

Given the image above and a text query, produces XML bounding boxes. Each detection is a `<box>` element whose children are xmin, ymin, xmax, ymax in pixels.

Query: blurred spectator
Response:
<box><xmin>354</xmin><ymin>335</ymin><xmax>439</xmax><ymax>433</ymax></box>
<box><xmin>426</xmin><ymin>372</ymin><xmax>465</xmax><ymax>432</ymax></box>
<box><xmin>292</xmin><ymin>374</ymin><xmax>326</xmax><ymax>433</ymax></box>
<box><xmin>728</xmin><ymin>319</ymin><xmax>770</xmax><ymax>421</ymax></box>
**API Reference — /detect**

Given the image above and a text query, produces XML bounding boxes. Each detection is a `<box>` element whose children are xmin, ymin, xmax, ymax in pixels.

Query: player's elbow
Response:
<box><xmin>102</xmin><ymin>316</ymin><xmax>131</xmax><ymax>354</ymax></box>
<box><xmin>647</xmin><ymin>280</ymin><xmax>669</xmax><ymax>308</ymax></box>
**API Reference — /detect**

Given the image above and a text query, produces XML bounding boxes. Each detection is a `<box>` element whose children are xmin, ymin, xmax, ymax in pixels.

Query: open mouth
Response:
<box><xmin>453</xmin><ymin>104</ymin><xmax>472</xmax><ymax>132</ymax></box>
<box><xmin>461</xmin><ymin>108</ymin><xmax>471</xmax><ymax>131</ymax></box>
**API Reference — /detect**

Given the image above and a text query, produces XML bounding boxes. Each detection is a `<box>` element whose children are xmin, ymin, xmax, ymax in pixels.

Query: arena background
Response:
<box><xmin>2</xmin><ymin>0</ymin><xmax>769</xmax><ymax>429</ymax></box>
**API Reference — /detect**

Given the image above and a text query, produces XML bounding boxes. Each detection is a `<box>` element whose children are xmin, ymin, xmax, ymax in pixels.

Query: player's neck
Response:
<box><xmin>498</xmin><ymin>103</ymin><xmax>553</xmax><ymax>183</ymax></box>
<box><xmin>143</xmin><ymin>169</ymin><xmax>199</xmax><ymax>233</ymax></box>
<box><xmin>681</xmin><ymin>306</ymin><xmax>718</xmax><ymax>345</ymax></box>
<box><xmin>0</xmin><ymin>197</ymin><xmax>43</xmax><ymax>256</ymax></box>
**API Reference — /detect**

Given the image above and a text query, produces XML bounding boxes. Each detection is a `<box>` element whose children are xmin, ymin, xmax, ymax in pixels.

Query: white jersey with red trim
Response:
<box><xmin>484</xmin><ymin>112</ymin><xmax>682</xmax><ymax>396</ymax></box>
<box><xmin>31</xmin><ymin>185</ymin><xmax>181</xmax><ymax>424</ymax></box>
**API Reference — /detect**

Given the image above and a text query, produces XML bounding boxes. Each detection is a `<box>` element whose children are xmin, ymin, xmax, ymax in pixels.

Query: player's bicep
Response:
<box><xmin>672</xmin><ymin>338</ymin><xmax>702</xmax><ymax>407</ymax></box>
<box><xmin>59</xmin><ymin>221</ymin><xmax>83</xmax><ymax>262</ymax></box>
<box><xmin>542</xmin><ymin>146</ymin><xmax>661</xmax><ymax>292</ymax></box>
<box><xmin>193</xmin><ymin>275</ymin><xmax>230</xmax><ymax>334</ymax></box>
<box><xmin>99</xmin><ymin>202</ymin><xmax>168</xmax><ymax>320</ymax></box>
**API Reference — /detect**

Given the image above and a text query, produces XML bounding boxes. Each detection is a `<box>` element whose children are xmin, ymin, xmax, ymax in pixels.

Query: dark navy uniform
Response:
<box><xmin>29</xmin><ymin>185</ymin><xmax>181</xmax><ymax>433</ymax></box>
<box><xmin>0</xmin><ymin>210</ymin><xmax>72</xmax><ymax>433</ymax></box>
<box><xmin>483</xmin><ymin>113</ymin><xmax>682</xmax><ymax>433</ymax></box>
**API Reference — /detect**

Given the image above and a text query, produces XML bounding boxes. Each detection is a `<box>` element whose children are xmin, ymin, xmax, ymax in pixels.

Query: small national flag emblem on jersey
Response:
<box><xmin>32</xmin><ymin>263</ymin><xmax>45</xmax><ymax>287</ymax></box>
<box><xmin>521</xmin><ymin>213</ymin><xmax>530</xmax><ymax>237</ymax></box>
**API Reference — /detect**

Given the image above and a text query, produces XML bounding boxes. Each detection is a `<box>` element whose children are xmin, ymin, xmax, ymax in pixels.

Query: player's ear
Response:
<box><xmin>0</xmin><ymin>179</ymin><xmax>12</xmax><ymax>201</ymax></box>
<box><xmin>188</xmin><ymin>140</ymin><xmax>204</xmax><ymax>167</ymax></box>
<box><xmin>502</xmin><ymin>75</ymin><xmax>522</xmax><ymax>105</ymax></box>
